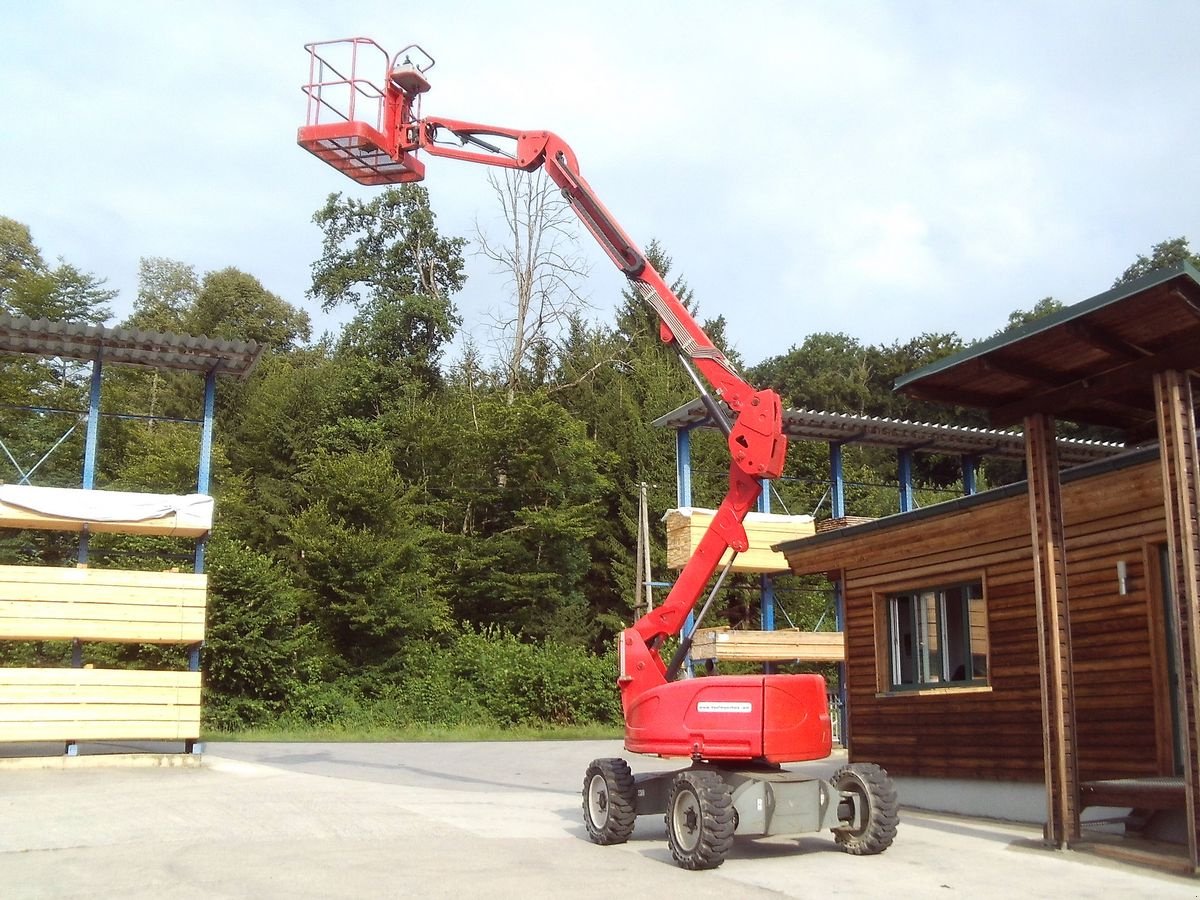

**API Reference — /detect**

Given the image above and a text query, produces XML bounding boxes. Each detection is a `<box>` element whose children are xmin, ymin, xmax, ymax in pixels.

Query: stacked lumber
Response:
<box><xmin>0</xmin><ymin>566</ymin><xmax>207</xmax><ymax>643</ymax></box>
<box><xmin>664</xmin><ymin>508</ymin><xmax>816</xmax><ymax>573</ymax></box>
<box><xmin>0</xmin><ymin>668</ymin><xmax>201</xmax><ymax>742</ymax></box>
<box><xmin>691</xmin><ymin>627</ymin><xmax>845</xmax><ymax>662</ymax></box>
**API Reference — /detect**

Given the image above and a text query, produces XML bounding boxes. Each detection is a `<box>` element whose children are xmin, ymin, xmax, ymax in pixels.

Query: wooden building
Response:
<box><xmin>776</xmin><ymin>263</ymin><xmax>1200</xmax><ymax>873</ymax></box>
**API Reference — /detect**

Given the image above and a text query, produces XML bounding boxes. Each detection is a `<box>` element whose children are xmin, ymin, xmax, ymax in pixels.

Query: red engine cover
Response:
<box><xmin>623</xmin><ymin>673</ymin><xmax>831</xmax><ymax>763</ymax></box>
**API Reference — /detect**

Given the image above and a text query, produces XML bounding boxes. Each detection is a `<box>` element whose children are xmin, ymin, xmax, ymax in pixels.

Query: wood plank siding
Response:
<box><xmin>780</xmin><ymin>451</ymin><xmax>1168</xmax><ymax>783</ymax></box>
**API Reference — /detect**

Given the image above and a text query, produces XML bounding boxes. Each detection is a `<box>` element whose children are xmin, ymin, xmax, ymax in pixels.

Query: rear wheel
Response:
<box><xmin>582</xmin><ymin>758</ymin><xmax>636</xmax><ymax>845</ymax></box>
<box><xmin>665</xmin><ymin>769</ymin><xmax>735</xmax><ymax>869</ymax></box>
<box><xmin>831</xmin><ymin>762</ymin><xmax>898</xmax><ymax>855</ymax></box>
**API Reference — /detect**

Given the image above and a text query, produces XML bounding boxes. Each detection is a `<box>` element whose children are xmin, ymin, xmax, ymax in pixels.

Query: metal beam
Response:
<box><xmin>676</xmin><ymin>427</ymin><xmax>696</xmax><ymax>511</ymax></box>
<box><xmin>829</xmin><ymin>442</ymin><xmax>845</xmax><ymax>519</ymax></box>
<box><xmin>898</xmin><ymin>449</ymin><xmax>914</xmax><ymax>513</ymax></box>
<box><xmin>962</xmin><ymin>455</ymin><xmax>978</xmax><ymax>495</ymax></box>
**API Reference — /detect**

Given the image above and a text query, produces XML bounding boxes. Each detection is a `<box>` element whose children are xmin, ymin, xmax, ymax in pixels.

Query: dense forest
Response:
<box><xmin>0</xmin><ymin>192</ymin><xmax>1194</xmax><ymax>732</ymax></box>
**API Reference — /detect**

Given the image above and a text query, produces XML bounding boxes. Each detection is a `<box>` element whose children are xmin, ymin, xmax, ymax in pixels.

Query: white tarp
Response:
<box><xmin>0</xmin><ymin>485</ymin><xmax>213</xmax><ymax>532</ymax></box>
<box><xmin>663</xmin><ymin>507</ymin><xmax>815</xmax><ymax>526</ymax></box>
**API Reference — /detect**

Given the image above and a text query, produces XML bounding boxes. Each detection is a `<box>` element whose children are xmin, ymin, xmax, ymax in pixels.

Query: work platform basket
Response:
<box><xmin>297</xmin><ymin>37</ymin><xmax>431</xmax><ymax>185</ymax></box>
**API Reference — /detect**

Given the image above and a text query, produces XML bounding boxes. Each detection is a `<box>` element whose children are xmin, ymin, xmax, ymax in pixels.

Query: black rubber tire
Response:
<box><xmin>582</xmin><ymin>758</ymin><xmax>637</xmax><ymax>845</ymax></box>
<box><xmin>830</xmin><ymin>762</ymin><xmax>899</xmax><ymax>855</ymax></box>
<box><xmin>665</xmin><ymin>769</ymin><xmax>735</xmax><ymax>870</ymax></box>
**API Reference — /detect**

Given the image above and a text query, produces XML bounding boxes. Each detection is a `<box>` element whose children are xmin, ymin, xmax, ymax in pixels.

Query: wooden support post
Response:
<box><xmin>1024</xmin><ymin>413</ymin><xmax>1080</xmax><ymax>847</ymax></box>
<box><xmin>1153</xmin><ymin>369</ymin><xmax>1200</xmax><ymax>871</ymax></box>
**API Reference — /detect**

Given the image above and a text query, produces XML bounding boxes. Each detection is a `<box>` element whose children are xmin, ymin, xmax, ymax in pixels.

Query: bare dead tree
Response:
<box><xmin>476</xmin><ymin>168</ymin><xmax>590</xmax><ymax>401</ymax></box>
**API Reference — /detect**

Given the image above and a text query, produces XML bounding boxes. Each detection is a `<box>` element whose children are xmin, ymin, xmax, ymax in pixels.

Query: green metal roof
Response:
<box><xmin>894</xmin><ymin>262</ymin><xmax>1200</xmax><ymax>434</ymax></box>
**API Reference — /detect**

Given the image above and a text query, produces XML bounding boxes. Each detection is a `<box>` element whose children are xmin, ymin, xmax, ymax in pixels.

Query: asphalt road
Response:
<box><xmin>1</xmin><ymin>741</ymin><xmax>1196</xmax><ymax>898</ymax></box>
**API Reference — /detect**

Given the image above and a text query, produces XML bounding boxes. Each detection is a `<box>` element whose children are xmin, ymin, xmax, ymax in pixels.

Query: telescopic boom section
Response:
<box><xmin>299</xmin><ymin>50</ymin><xmax>788</xmax><ymax>702</ymax></box>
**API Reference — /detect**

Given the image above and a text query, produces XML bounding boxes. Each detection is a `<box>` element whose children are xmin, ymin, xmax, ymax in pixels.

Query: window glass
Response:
<box><xmin>886</xmin><ymin>581</ymin><xmax>986</xmax><ymax>690</ymax></box>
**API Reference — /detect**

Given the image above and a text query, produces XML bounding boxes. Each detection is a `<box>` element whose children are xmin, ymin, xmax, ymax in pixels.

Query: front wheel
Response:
<box><xmin>582</xmin><ymin>758</ymin><xmax>636</xmax><ymax>845</ymax></box>
<box><xmin>665</xmin><ymin>769</ymin><xmax>735</xmax><ymax>869</ymax></box>
<box><xmin>830</xmin><ymin>762</ymin><xmax>898</xmax><ymax>855</ymax></box>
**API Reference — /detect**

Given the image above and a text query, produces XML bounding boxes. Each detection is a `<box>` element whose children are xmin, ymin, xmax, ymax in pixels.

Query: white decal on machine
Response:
<box><xmin>697</xmin><ymin>701</ymin><xmax>752</xmax><ymax>714</ymax></box>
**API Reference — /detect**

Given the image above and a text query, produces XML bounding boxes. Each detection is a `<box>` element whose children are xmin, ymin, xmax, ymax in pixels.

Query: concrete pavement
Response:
<box><xmin>0</xmin><ymin>741</ymin><xmax>1196</xmax><ymax>898</ymax></box>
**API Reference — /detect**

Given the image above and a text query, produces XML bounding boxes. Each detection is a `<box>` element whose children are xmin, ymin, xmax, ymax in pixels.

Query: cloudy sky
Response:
<box><xmin>2</xmin><ymin>1</ymin><xmax>1197</xmax><ymax>366</ymax></box>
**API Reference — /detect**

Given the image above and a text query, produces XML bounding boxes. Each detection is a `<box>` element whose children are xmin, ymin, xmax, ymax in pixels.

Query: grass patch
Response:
<box><xmin>205</xmin><ymin>722</ymin><xmax>622</xmax><ymax>743</ymax></box>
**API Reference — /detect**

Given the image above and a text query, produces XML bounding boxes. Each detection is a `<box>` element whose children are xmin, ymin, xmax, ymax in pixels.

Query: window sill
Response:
<box><xmin>875</xmin><ymin>685</ymin><xmax>993</xmax><ymax>699</ymax></box>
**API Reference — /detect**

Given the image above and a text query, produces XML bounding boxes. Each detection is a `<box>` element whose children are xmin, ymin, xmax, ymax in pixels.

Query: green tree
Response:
<box><xmin>203</xmin><ymin>535</ymin><xmax>315</xmax><ymax>729</ymax></box>
<box><xmin>1114</xmin><ymin>236</ymin><xmax>1199</xmax><ymax>286</ymax></box>
<box><xmin>994</xmin><ymin>296</ymin><xmax>1065</xmax><ymax>336</ymax></box>
<box><xmin>286</xmin><ymin>447</ymin><xmax>450</xmax><ymax>670</ymax></box>
<box><xmin>752</xmin><ymin>333</ymin><xmax>874</xmax><ymax>415</ymax></box>
<box><xmin>0</xmin><ymin>216</ymin><xmax>45</xmax><ymax>304</ymax></box>
<box><xmin>126</xmin><ymin>257</ymin><xmax>200</xmax><ymax>332</ymax></box>
<box><xmin>310</xmin><ymin>187</ymin><xmax>465</xmax><ymax>388</ymax></box>
<box><xmin>186</xmin><ymin>267</ymin><xmax>310</xmax><ymax>350</ymax></box>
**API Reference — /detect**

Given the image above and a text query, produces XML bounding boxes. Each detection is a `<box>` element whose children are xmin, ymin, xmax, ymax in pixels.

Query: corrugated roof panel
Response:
<box><xmin>652</xmin><ymin>398</ymin><xmax>1124</xmax><ymax>464</ymax></box>
<box><xmin>0</xmin><ymin>314</ymin><xmax>264</xmax><ymax>379</ymax></box>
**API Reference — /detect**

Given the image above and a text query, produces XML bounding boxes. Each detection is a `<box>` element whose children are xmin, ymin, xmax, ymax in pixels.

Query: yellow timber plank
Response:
<box><xmin>0</xmin><ymin>620</ymin><xmax>204</xmax><ymax>642</ymax></box>
<box><xmin>0</xmin><ymin>600</ymin><xmax>205</xmax><ymax>622</ymax></box>
<box><xmin>0</xmin><ymin>565</ymin><xmax>207</xmax><ymax>588</ymax></box>
<box><xmin>0</xmin><ymin>567</ymin><xmax>207</xmax><ymax>642</ymax></box>
<box><xmin>0</xmin><ymin>668</ymin><xmax>201</xmax><ymax>742</ymax></box>
<box><xmin>0</xmin><ymin>583</ymin><xmax>206</xmax><ymax>605</ymax></box>
<box><xmin>0</xmin><ymin>704</ymin><xmax>199</xmax><ymax>722</ymax></box>
<box><xmin>0</xmin><ymin>717</ymin><xmax>200</xmax><ymax>742</ymax></box>
<box><xmin>691</xmin><ymin>628</ymin><xmax>845</xmax><ymax>662</ymax></box>
<box><xmin>0</xmin><ymin>668</ymin><xmax>200</xmax><ymax>688</ymax></box>
<box><xmin>0</xmin><ymin>683</ymin><xmax>201</xmax><ymax>704</ymax></box>
<box><xmin>665</xmin><ymin>509</ymin><xmax>817</xmax><ymax>573</ymax></box>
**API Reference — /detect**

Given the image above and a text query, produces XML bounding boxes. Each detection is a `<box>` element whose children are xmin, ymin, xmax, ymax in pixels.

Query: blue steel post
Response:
<box><xmin>758</xmin><ymin>479</ymin><xmax>776</xmax><ymax>674</ymax></box>
<box><xmin>676</xmin><ymin>426</ymin><xmax>695</xmax><ymax>674</ymax></box>
<box><xmin>194</xmin><ymin>369</ymin><xmax>216</xmax><ymax>580</ymax></box>
<box><xmin>829</xmin><ymin>441</ymin><xmax>845</xmax><ymax>518</ymax></box>
<box><xmin>77</xmin><ymin>355</ymin><xmax>103</xmax><ymax>565</ymax></box>
<box><xmin>829</xmin><ymin>441</ymin><xmax>848</xmax><ymax>746</ymax></box>
<box><xmin>757</xmin><ymin>479</ymin><xmax>774</xmax><ymax>629</ymax></box>
<box><xmin>187</xmin><ymin>369</ymin><xmax>217</xmax><ymax>755</ymax></box>
<box><xmin>67</xmin><ymin>354</ymin><xmax>103</xmax><ymax>756</ymax></box>
<box><xmin>962</xmin><ymin>455</ymin><xmax>978</xmax><ymax>495</ymax></box>
<box><xmin>898</xmin><ymin>449</ymin><xmax>915</xmax><ymax>513</ymax></box>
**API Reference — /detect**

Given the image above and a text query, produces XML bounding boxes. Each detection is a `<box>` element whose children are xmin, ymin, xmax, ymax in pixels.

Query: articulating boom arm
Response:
<box><xmin>408</xmin><ymin>118</ymin><xmax>788</xmax><ymax>653</ymax></box>
<box><xmin>316</xmin><ymin>55</ymin><xmax>788</xmax><ymax>697</ymax></box>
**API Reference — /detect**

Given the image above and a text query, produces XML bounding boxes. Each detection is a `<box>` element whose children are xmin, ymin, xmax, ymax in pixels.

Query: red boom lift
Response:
<box><xmin>297</xmin><ymin>38</ymin><xmax>898</xmax><ymax>869</ymax></box>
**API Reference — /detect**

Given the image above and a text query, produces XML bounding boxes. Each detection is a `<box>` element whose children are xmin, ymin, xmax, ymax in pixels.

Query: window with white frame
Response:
<box><xmin>886</xmin><ymin>581</ymin><xmax>988</xmax><ymax>690</ymax></box>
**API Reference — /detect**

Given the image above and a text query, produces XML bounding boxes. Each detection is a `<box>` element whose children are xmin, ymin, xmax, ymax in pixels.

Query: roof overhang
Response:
<box><xmin>0</xmin><ymin>314</ymin><xmax>264</xmax><ymax>379</ymax></box>
<box><xmin>895</xmin><ymin>263</ymin><xmax>1200</xmax><ymax>435</ymax></box>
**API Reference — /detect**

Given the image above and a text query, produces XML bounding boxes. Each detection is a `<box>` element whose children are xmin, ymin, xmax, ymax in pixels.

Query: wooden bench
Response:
<box><xmin>0</xmin><ymin>565</ymin><xmax>207</xmax><ymax>644</ymax></box>
<box><xmin>0</xmin><ymin>668</ymin><xmax>201</xmax><ymax>742</ymax></box>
